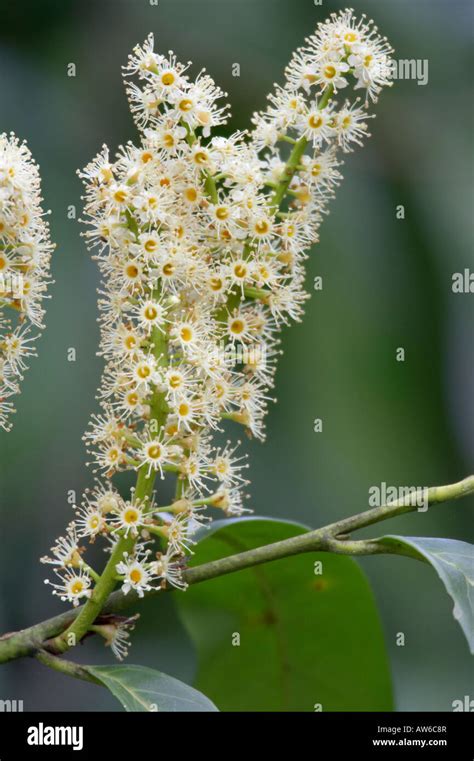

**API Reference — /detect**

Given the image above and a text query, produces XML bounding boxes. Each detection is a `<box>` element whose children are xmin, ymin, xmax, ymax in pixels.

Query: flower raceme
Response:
<box><xmin>0</xmin><ymin>134</ymin><xmax>54</xmax><ymax>431</ymax></box>
<box><xmin>42</xmin><ymin>9</ymin><xmax>394</xmax><ymax>659</ymax></box>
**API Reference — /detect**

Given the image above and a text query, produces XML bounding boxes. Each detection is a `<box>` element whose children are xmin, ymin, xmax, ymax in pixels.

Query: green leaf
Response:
<box><xmin>87</xmin><ymin>664</ymin><xmax>219</xmax><ymax>712</ymax></box>
<box><xmin>177</xmin><ymin>517</ymin><xmax>393</xmax><ymax>711</ymax></box>
<box><xmin>379</xmin><ymin>536</ymin><xmax>474</xmax><ymax>654</ymax></box>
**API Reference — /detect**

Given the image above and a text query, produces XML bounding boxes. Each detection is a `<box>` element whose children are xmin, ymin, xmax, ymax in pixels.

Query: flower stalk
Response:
<box><xmin>0</xmin><ymin>133</ymin><xmax>54</xmax><ymax>430</ymax></box>
<box><xmin>39</xmin><ymin>8</ymin><xmax>396</xmax><ymax>661</ymax></box>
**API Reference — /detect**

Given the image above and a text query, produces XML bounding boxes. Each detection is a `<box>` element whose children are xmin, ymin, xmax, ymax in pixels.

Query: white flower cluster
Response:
<box><xmin>284</xmin><ymin>8</ymin><xmax>393</xmax><ymax>103</ymax></box>
<box><xmin>0</xmin><ymin>134</ymin><xmax>54</xmax><ymax>430</ymax></box>
<box><xmin>42</xmin><ymin>9</ymin><xmax>393</xmax><ymax>656</ymax></box>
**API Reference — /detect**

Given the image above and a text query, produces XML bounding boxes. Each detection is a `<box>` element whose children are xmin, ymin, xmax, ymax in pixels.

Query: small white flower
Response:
<box><xmin>111</xmin><ymin>501</ymin><xmax>146</xmax><ymax>537</ymax></box>
<box><xmin>116</xmin><ymin>551</ymin><xmax>155</xmax><ymax>597</ymax></box>
<box><xmin>298</xmin><ymin>106</ymin><xmax>335</xmax><ymax>146</ymax></box>
<box><xmin>44</xmin><ymin>568</ymin><xmax>93</xmax><ymax>607</ymax></box>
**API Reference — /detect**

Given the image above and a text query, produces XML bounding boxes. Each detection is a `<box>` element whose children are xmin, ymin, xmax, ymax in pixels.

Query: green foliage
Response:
<box><xmin>87</xmin><ymin>664</ymin><xmax>218</xmax><ymax>712</ymax></box>
<box><xmin>379</xmin><ymin>536</ymin><xmax>474</xmax><ymax>653</ymax></box>
<box><xmin>177</xmin><ymin>518</ymin><xmax>393</xmax><ymax>711</ymax></box>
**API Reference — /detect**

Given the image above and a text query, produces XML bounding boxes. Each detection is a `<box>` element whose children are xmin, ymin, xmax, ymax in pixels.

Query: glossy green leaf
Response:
<box><xmin>87</xmin><ymin>664</ymin><xmax>219</xmax><ymax>712</ymax></box>
<box><xmin>177</xmin><ymin>517</ymin><xmax>393</xmax><ymax>711</ymax></box>
<box><xmin>379</xmin><ymin>536</ymin><xmax>474</xmax><ymax>654</ymax></box>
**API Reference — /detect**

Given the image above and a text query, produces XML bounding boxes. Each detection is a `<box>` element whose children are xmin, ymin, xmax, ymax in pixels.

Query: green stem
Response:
<box><xmin>269</xmin><ymin>84</ymin><xmax>334</xmax><ymax>210</ymax></box>
<box><xmin>1</xmin><ymin>475</ymin><xmax>471</xmax><ymax>664</ymax></box>
<box><xmin>204</xmin><ymin>172</ymin><xmax>218</xmax><ymax>204</ymax></box>
<box><xmin>269</xmin><ymin>137</ymin><xmax>308</xmax><ymax>209</ymax></box>
<box><xmin>36</xmin><ymin>650</ymin><xmax>101</xmax><ymax>685</ymax></box>
<box><xmin>243</xmin><ymin>285</ymin><xmax>270</xmax><ymax>301</ymax></box>
<box><xmin>182</xmin><ymin>120</ymin><xmax>219</xmax><ymax>203</ymax></box>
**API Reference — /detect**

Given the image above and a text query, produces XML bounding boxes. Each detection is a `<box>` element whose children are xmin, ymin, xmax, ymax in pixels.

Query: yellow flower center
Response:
<box><xmin>162</xmin><ymin>262</ymin><xmax>175</xmax><ymax>276</ymax></box>
<box><xmin>148</xmin><ymin>444</ymin><xmax>162</xmax><ymax>459</ymax></box>
<box><xmin>308</xmin><ymin>115</ymin><xmax>323</xmax><ymax>129</ymax></box>
<box><xmin>126</xmin><ymin>264</ymin><xmax>139</xmax><ymax>278</ymax></box>
<box><xmin>137</xmin><ymin>365</ymin><xmax>151</xmax><ymax>379</ymax></box>
<box><xmin>234</xmin><ymin>263</ymin><xmax>247</xmax><ymax>278</ymax></box>
<box><xmin>254</xmin><ymin>219</ymin><xmax>270</xmax><ymax>235</ymax></box>
<box><xmin>324</xmin><ymin>65</ymin><xmax>337</xmax><ymax>79</ymax></box>
<box><xmin>215</xmin><ymin>206</ymin><xmax>229</xmax><ymax>220</ymax></box>
<box><xmin>114</xmin><ymin>189</ymin><xmax>127</xmax><ymax>203</ymax></box>
<box><xmin>230</xmin><ymin>319</ymin><xmax>245</xmax><ymax>334</ymax></box>
<box><xmin>144</xmin><ymin>305</ymin><xmax>158</xmax><ymax>321</ymax></box>
<box><xmin>124</xmin><ymin>508</ymin><xmax>139</xmax><ymax>524</ymax></box>
<box><xmin>179</xmin><ymin>99</ymin><xmax>193</xmax><ymax>112</ymax></box>
<box><xmin>130</xmin><ymin>569</ymin><xmax>142</xmax><ymax>584</ymax></box>
<box><xmin>185</xmin><ymin>187</ymin><xmax>198</xmax><ymax>202</ymax></box>
<box><xmin>144</xmin><ymin>238</ymin><xmax>158</xmax><ymax>252</ymax></box>
<box><xmin>210</xmin><ymin>276</ymin><xmax>222</xmax><ymax>291</ymax></box>
<box><xmin>161</xmin><ymin>71</ymin><xmax>175</xmax><ymax>86</ymax></box>
<box><xmin>169</xmin><ymin>374</ymin><xmax>182</xmax><ymax>389</ymax></box>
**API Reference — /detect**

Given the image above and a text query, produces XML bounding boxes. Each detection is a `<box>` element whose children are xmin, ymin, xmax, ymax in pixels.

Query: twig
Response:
<box><xmin>0</xmin><ymin>475</ymin><xmax>472</xmax><ymax>665</ymax></box>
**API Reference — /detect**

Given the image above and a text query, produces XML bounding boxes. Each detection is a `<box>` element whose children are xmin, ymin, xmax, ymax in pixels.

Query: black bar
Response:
<box><xmin>0</xmin><ymin>711</ymin><xmax>472</xmax><ymax>758</ymax></box>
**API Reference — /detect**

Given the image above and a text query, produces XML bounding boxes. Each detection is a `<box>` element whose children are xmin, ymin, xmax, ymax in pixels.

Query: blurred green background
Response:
<box><xmin>0</xmin><ymin>0</ymin><xmax>472</xmax><ymax>711</ymax></box>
